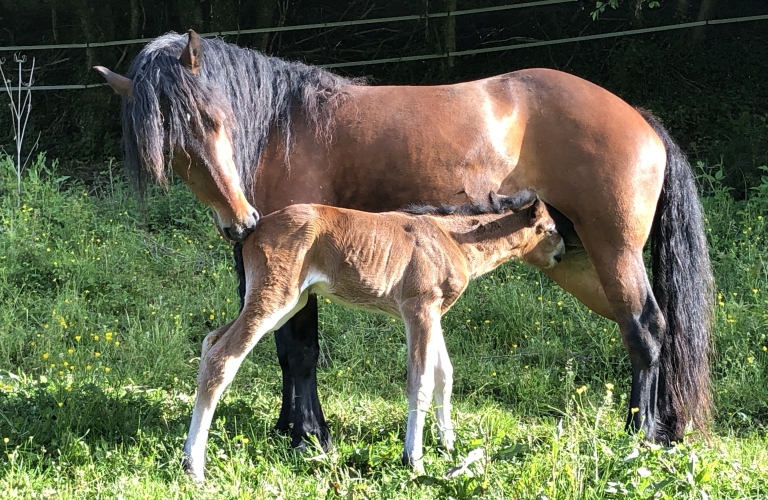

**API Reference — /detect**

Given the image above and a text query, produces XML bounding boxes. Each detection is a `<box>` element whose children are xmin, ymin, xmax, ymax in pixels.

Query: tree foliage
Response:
<box><xmin>0</xmin><ymin>0</ymin><xmax>765</xmax><ymax>193</ymax></box>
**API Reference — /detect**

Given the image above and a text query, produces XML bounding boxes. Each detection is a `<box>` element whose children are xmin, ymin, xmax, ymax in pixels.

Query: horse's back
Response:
<box><xmin>333</xmin><ymin>69</ymin><xmax>666</xmax><ymax>243</ymax></box>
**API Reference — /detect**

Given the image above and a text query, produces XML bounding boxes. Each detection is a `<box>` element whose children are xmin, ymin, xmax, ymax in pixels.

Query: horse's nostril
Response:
<box><xmin>554</xmin><ymin>254</ymin><xmax>562</xmax><ymax>263</ymax></box>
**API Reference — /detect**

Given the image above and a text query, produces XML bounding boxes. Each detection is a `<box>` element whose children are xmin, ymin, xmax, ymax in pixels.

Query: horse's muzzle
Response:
<box><xmin>222</xmin><ymin>210</ymin><xmax>260</xmax><ymax>242</ymax></box>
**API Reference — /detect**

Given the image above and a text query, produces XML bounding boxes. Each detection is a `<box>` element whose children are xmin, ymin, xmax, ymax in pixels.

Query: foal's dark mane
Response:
<box><xmin>401</xmin><ymin>190</ymin><xmax>536</xmax><ymax>217</ymax></box>
<box><xmin>122</xmin><ymin>32</ymin><xmax>360</xmax><ymax>196</ymax></box>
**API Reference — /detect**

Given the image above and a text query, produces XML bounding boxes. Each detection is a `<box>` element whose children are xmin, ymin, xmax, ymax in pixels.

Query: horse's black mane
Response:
<box><xmin>122</xmin><ymin>32</ymin><xmax>361</xmax><ymax>196</ymax></box>
<box><xmin>401</xmin><ymin>190</ymin><xmax>537</xmax><ymax>217</ymax></box>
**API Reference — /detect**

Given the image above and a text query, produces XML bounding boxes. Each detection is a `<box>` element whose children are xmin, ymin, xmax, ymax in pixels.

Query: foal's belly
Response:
<box><xmin>305</xmin><ymin>279</ymin><xmax>402</xmax><ymax>319</ymax></box>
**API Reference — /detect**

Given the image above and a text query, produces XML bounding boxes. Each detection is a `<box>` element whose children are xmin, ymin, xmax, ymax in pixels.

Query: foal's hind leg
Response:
<box><xmin>432</xmin><ymin>331</ymin><xmax>455</xmax><ymax>452</ymax></box>
<box><xmin>401</xmin><ymin>295</ymin><xmax>443</xmax><ymax>473</ymax></box>
<box><xmin>183</xmin><ymin>290</ymin><xmax>308</xmax><ymax>482</ymax></box>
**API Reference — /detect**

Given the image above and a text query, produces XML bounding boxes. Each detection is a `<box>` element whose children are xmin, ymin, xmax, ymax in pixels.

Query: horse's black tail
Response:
<box><xmin>640</xmin><ymin>108</ymin><xmax>714</xmax><ymax>442</ymax></box>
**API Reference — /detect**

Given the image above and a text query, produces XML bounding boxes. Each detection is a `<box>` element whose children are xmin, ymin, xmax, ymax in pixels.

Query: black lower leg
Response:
<box><xmin>283</xmin><ymin>295</ymin><xmax>331</xmax><ymax>451</ymax></box>
<box><xmin>622</xmin><ymin>293</ymin><xmax>666</xmax><ymax>441</ymax></box>
<box><xmin>234</xmin><ymin>242</ymin><xmax>246</xmax><ymax>313</ymax></box>
<box><xmin>274</xmin><ymin>325</ymin><xmax>296</xmax><ymax>434</ymax></box>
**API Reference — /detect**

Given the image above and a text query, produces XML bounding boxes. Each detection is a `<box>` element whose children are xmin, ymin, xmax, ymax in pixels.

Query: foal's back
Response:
<box><xmin>243</xmin><ymin>204</ymin><xmax>469</xmax><ymax>316</ymax></box>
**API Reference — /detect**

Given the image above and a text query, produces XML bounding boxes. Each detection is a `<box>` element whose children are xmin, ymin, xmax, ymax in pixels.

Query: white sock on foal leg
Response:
<box><xmin>401</xmin><ymin>298</ymin><xmax>442</xmax><ymax>473</ymax></box>
<box><xmin>432</xmin><ymin>332</ymin><xmax>455</xmax><ymax>452</ymax></box>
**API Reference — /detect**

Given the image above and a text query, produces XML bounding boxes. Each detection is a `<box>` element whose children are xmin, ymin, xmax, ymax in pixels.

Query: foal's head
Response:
<box><xmin>505</xmin><ymin>195</ymin><xmax>565</xmax><ymax>269</ymax></box>
<box><xmin>95</xmin><ymin>31</ymin><xmax>259</xmax><ymax>242</ymax></box>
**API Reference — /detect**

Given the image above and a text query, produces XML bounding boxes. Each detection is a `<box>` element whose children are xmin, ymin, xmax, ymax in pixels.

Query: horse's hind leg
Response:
<box><xmin>585</xmin><ymin>243</ymin><xmax>666</xmax><ymax>440</ymax></box>
<box><xmin>278</xmin><ymin>296</ymin><xmax>332</xmax><ymax>452</ymax></box>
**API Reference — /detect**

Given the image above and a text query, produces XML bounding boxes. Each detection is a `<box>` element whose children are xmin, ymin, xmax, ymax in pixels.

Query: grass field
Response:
<box><xmin>0</xmin><ymin>155</ymin><xmax>766</xmax><ymax>499</ymax></box>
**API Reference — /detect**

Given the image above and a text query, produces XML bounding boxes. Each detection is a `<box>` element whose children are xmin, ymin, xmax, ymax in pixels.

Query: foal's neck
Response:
<box><xmin>436</xmin><ymin>213</ymin><xmax>529</xmax><ymax>280</ymax></box>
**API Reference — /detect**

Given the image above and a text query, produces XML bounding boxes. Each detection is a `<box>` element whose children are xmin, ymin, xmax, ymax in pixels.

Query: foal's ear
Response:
<box><xmin>488</xmin><ymin>191</ymin><xmax>503</xmax><ymax>213</ymax></box>
<box><xmin>180</xmin><ymin>29</ymin><xmax>203</xmax><ymax>75</ymax></box>
<box><xmin>524</xmin><ymin>196</ymin><xmax>545</xmax><ymax>225</ymax></box>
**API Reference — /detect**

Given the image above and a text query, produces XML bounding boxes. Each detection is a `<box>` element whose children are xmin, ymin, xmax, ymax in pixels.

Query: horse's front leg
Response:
<box><xmin>274</xmin><ymin>325</ymin><xmax>296</xmax><ymax>434</ymax></box>
<box><xmin>279</xmin><ymin>295</ymin><xmax>332</xmax><ymax>452</ymax></box>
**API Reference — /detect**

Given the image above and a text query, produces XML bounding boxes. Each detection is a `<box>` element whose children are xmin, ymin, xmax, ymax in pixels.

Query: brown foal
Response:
<box><xmin>183</xmin><ymin>191</ymin><xmax>564</xmax><ymax>479</ymax></box>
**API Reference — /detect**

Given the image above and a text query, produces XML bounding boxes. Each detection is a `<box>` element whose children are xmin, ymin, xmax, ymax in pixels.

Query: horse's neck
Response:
<box><xmin>436</xmin><ymin>214</ymin><xmax>526</xmax><ymax>279</ymax></box>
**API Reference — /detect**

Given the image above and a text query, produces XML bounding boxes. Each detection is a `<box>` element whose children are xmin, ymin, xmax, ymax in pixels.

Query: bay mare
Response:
<box><xmin>182</xmin><ymin>192</ymin><xmax>565</xmax><ymax>480</ymax></box>
<box><xmin>96</xmin><ymin>30</ymin><xmax>713</xmax><ymax>462</ymax></box>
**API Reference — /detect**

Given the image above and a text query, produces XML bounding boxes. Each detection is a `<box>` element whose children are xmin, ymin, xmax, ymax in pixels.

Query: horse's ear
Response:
<box><xmin>180</xmin><ymin>29</ymin><xmax>203</xmax><ymax>75</ymax></box>
<box><xmin>93</xmin><ymin>66</ymin><xmax>133</xmax><ymax>98</ymax></box>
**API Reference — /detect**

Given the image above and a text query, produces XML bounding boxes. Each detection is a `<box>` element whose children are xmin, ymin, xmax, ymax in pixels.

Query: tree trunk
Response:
<box><xmin>630</xmin><ymin>0</ymin><xmax>645</xmax><ymax>28</ymax></box>
<box><xmin>51</xmin><ymin>0</ymin><xmax>59</xmax><ymax>43</ymax></box>
<box><xmin>443</xmin><ymin>0</ymin><xmax>457</xmax><ymax>71</ymax></box>
<box><xmin>130</xmin><ymin>0</ymin><xmax>141</xmax><ymax>39</ymax></box>
<box><xmin>254</xmin><ymin>0</ymin><xmax>278</xmax><ymax>52</ymax></box>
<box><xmin>75</xmin><ymin>0</ymin><xmax>96</xmax><ymax>69</ymax></box>
<box><xmin>690</xmin><ymin>0</ymin><xmax>719</xmax><ymax>45</ymax></box>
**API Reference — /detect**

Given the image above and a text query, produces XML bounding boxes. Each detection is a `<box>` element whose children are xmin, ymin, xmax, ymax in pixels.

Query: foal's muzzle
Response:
<box><xmin>220</xmin><ymin>210</ymin><xmax>260</xmax><ymax>242</ymax></box>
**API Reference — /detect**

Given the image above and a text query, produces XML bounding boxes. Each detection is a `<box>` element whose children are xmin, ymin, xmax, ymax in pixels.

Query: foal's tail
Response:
<box><xmin>640</xmin><ymin>108</ymin><xmax>714</xmax><ymax>442</ymax></box>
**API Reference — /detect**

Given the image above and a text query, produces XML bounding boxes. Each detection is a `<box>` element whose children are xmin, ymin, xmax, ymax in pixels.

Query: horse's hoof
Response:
<box><xmin>290</xmin><ymin>427</ymin><xmax>333</xmax><ymax>453</ymax></box>
<box><xmin>272</xmin><ymin>423</ymin><xmax>291</xmax><ymax>436</ymax></box>
<box><xmin>291</xmin><ymin>438</ymin><xmax>308</xmax><ymax>455</ymax></box>
<box><xmin>317</xmin><ymin>427</ymin><xmax>333</xmax><ymax>452</ymax></box>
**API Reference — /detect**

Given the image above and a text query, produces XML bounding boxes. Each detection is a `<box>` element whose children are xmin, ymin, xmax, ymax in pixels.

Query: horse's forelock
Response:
<box><xmin>122</xmin><ymin>34</ymin><xmax>235</xmax><ymax>192</ymax></box>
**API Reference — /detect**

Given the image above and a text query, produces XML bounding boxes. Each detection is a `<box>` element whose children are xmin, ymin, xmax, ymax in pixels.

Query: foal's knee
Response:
<box><xmin>201</xmin><ymin>330</ymin><xmax>222</xmax><ymax>362</ymax></box>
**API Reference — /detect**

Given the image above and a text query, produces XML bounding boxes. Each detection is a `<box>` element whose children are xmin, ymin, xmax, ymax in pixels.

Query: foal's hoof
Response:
<box><xmin>401</xmin><ymin>450</ymin><xmax>425</xmax><ymax>474</ymax></box>
<box><xmin>181</xmin><ymin>457</ymin><xmax>205</xmax><ymax>483</ymax></box>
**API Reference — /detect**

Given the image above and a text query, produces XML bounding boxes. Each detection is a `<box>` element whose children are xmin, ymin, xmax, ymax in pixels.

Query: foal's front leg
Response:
<box><xmin>400</xmin><ymin>295</ymin><xmax>443</xmax><ymax>473</ymax></box>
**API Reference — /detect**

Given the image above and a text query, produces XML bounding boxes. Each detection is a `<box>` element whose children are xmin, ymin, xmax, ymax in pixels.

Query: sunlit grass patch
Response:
<box><xmin>0</xmin><ymin>154</ymin><xmax>767</xmax><ymax>498</ymax></box>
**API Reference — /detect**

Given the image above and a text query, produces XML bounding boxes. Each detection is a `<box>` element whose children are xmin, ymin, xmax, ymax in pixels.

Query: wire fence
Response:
<box><xmin>1</xmin><ymin>5</ymin><xmax>766</xmax><ymax>91</ymax></box>
<box><xmin>0</xmin><ymin>0</ymin><xmax>577</xmax><ymax>52</ymax></box>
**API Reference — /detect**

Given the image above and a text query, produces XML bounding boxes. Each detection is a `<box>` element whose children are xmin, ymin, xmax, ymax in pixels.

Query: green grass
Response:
<box><xmin>0</xmin><ymin>154</ymin><xmax>766</xmax><ymax>499</ymax></box>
